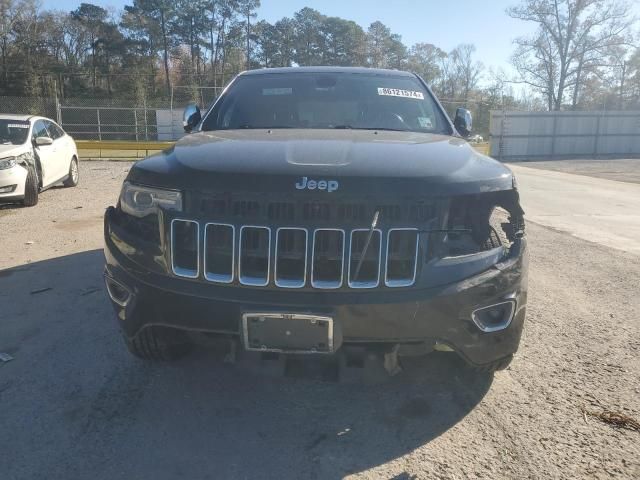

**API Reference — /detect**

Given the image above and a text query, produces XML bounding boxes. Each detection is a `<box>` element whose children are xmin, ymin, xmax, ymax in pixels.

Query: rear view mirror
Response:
<box><xmin>453</xmin><ymin>108</ymin><xmax>473</xmax><ymax>137</ymax></box>
<box><xmin>35</xmin><ymin>136</ymin><xmax>53</xmax><ymax>146</ymax></box>
<box><xmin>183</xmin><ymin>103</ymin><xmax>202</xmax><ymax>133</ymax></box>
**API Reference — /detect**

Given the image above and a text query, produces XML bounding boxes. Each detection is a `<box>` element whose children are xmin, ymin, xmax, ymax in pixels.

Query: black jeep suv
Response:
<box><xmin>104</xmin><ymin>67</ymin><xmax>527</xmax><ymax>373</ymax></box>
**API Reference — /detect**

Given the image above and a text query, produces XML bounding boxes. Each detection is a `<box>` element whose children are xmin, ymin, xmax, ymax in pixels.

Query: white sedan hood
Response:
<box><xmin>0</xmin><ymin>144</ymin><xmax>28</xmax><ymax>159</ymax></box>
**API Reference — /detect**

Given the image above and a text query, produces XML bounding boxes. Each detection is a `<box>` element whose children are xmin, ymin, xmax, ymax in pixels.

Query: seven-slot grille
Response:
<box><xmin>171</xmin><ymin>220</ymin><xmax>420</xmax><ymax>289</ymax></box>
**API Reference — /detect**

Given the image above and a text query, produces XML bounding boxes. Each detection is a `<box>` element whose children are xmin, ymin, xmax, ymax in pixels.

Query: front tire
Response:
<box><xmin>23</xmin><ymin>166</ymin><xmax>39</xmax><ymax>207</ymax></box>
<box><xmin>124</xmin><ymin>327</ymin><xmax>192</xmax><ymax>361</ymax></box>
<box><xmin>63</xmin><ymin>157</ymin><xmax>79</xmax><ymax>187</ymax></box>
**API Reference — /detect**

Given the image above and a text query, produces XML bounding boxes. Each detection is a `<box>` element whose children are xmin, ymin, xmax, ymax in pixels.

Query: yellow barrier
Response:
<box><xmin>473</xmin><ymin>142</ymin><xmax>490</xmax><ymax>155</ymax></box>
<box><xmin>76</xmin><ymin>140</ymin><xmax>175</xmax><ymax>159</ymax></box>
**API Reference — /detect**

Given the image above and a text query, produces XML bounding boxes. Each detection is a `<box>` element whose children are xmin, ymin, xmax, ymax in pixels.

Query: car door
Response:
<box><xmin>31</xmin><ymin>119</ymin><xmax>58</xmax><ymax>187</ymax></box>
<box><xmin>44</xmin><ymin>120</ymin><xmax>71</xmax><ymax>182</ymax></box>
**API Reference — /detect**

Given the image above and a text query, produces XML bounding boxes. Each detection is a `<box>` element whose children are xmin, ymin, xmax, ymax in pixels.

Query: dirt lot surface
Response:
<box><xmin>1</xmin><ymin>161</ymin><xmax>639</xmax><ymax>479</ymax></box>
<box><xmin>513</xmin><ymin>158</ymin><xmax>640</xmax><ymax>184</ymax></box>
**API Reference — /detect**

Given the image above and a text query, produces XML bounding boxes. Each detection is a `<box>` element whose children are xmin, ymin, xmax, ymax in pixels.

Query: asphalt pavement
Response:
<box><xmin>510</xmin><ymin>164</ymin><xmax>640</xmax><ymax>255</ymax></box>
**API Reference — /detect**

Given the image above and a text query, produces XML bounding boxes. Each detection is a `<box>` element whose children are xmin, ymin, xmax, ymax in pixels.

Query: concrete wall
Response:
<box><xmin>490</xmin><ymin>111</ymin><xmax>640</xmax><ymax>160</ymax></box>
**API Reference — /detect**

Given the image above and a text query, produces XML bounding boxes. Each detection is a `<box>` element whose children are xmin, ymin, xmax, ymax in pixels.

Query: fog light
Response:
<box><xmin>471</xmin><ymin>300</ymin><xmax>516</xmax><ymax>332</ymax></box>
<box><xmin>0</xmin><ymin>184</ymin><xmax>17</xmax><ymax>194</ymax></box>
<box><xmin>104</xmin><ymin>276</ymin><xmax>132</xmax><ymax>307</ymax></box>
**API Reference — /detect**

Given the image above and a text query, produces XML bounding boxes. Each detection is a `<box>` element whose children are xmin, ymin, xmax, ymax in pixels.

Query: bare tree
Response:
<box><xmin>508</xmin><ymin>0</ymin><xmax>635</xmax><ymax>110</ymax></box>
<box><xmin>434</xmin><ymin>44</ymin><xmax>483</xmax><ymax>102</ymax></box>
<box><xmin>451</xmin><ymin>44</ymin><xmax>484</xmax><ymax>102</ymax></box>
<box><xmin>408</xmin><ymin>43</ymin><xmax>446</xmax><ymax>86</ymax></box>
<box><xmin>626</xmin><ymin>48</ymin><xmax>640</xmax><ymax>107</ymax></box>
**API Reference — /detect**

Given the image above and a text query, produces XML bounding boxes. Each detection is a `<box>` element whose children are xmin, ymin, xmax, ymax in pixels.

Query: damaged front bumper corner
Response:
<box><xmin>0</xmin><ymin>164</ymin><xmax>28</xmax><ymax>200</ymax></box>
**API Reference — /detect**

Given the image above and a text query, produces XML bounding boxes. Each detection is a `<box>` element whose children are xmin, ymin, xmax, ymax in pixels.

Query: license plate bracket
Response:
<box><xmin>242</xmin><ymin>313</ymin><xmax>334</xmax><ymax>354</ymax></box>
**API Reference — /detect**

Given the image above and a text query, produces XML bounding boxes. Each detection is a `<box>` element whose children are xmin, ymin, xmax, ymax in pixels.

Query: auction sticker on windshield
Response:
<box><xmin>263</xmin><ymin>88</ymin><xmax>293</xmax><ymax>96</ymax></box>
<box><xmin>377</xmin><ymin>88</ymin><xmax>424</xmax><ymax>100</ymax></box>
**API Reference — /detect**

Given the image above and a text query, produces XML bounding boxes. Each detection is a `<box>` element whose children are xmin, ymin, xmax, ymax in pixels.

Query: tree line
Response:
<box><xmin>509</xmin><ymin>0</ymin><xmax>639</xmax><ymax>111</ymax></box>
<box><xmin>0</xmin><ymin>0</ymin><xmax>638</xmax><ymax>114</ymax></box>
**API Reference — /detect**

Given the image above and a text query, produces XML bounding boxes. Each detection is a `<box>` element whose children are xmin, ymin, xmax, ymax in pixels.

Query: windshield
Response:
<box><xmin>201</xmin><ymin>72</ymin><xmax>452</xmax><ymax>134</ymax></box>
<box><xmin>0</xmin><ymin>119</ymin><xmax>30</xmax><ymax>145</ymax></box>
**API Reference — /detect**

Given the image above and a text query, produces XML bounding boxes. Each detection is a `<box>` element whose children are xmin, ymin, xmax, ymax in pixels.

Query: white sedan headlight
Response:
<box><xmin>0</xmin><ymin>157</ymin><xmax>17</xmax><ymax>170</ymax></box>
<box><xmin>0</xmin><ymin>152</ymin><xmax>32</xmax><ymax>170</ymax></box>
<box><xmin>120</xmin><ymin>181</ymin><xmax>183</xmax><ymax>218</ymax></box>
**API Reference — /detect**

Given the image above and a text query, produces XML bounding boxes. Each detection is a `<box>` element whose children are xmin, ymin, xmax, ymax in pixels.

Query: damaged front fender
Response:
<box><xmin>18</xmin><ymin>149</ymin><xmax>37</xmax><ymax>168</ymax></box>
<box><xmin>7</xmin><ymin>149</ymin><xmax>38</xmax><ymax>170</ymax></box>
<box><xmin>420</xmin><ymin>186</ymin><xmax>526</xmax><ymax>288</ymax></box>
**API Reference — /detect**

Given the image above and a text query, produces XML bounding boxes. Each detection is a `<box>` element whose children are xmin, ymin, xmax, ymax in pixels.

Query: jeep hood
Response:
<box><xmin>128</xmin><ymin>129</ymin><xmax>513</xmax><ymax>196</ymax></box>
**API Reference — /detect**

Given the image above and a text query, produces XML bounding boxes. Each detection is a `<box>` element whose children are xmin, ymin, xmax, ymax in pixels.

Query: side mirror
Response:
<box><xmin>183</xmin><ymin>103</ymin><xmax>202</xmax><ymax>133</ymax></box>
<box><xmin>453</xmin><ymin>108</ymin><xmax>473</xmax><ymax>137</ymax></box>
<box><xmin>35</xmin><ymin>136</ymin><xmax>53</xmax><ymax>146</ymax></box>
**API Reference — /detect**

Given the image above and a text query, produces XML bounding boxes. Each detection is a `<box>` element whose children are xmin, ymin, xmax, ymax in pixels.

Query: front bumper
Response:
<box><xmin>103</xmin><ymin>208</ymin><xmax>529</xmax><ymax>367</ymax></box>
<box><xmin>0</xmin><ymin>164</ymin><xmax>27</xmax><ymax>200</ymax></box>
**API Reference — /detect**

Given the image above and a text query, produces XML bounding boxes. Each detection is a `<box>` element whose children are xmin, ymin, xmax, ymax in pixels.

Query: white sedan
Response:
<box><xmin>0</xmin><ymin>114</ymin><xmax>79</xmax><ymax>206</ymax></box>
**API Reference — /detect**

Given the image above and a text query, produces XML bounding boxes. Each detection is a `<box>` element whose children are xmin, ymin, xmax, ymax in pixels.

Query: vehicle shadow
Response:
<box><xmin>0</xmin><ymin>200</ymin><xmax>24</xmax><ymax>211</ymax></box>
<box><xmin>0</xmin><ymin>250</ymin><xmax>493</xmax><ymax>480</ymax></box>
<box><xmin>168</xmin><ymin>349</ymin><xmax>493</xmax><ymax>478</ymax></box>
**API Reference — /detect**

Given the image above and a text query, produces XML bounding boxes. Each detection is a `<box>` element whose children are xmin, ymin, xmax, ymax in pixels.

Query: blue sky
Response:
<box><xmin>39</xmin><ymin>0</ymin><xmax>639</xmax><ymax>77</ymax></box>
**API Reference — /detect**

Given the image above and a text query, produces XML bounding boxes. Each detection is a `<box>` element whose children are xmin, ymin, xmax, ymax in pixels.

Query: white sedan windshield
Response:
<box><xmin>0</xmin><ymin>119</ymin><xmax>30</xmax><ymax>145</ymax></box>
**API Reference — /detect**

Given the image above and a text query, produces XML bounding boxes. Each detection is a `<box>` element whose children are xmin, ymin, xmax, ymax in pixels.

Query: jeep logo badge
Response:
<box><xmin>295</xmin><ymin>176</ymin><xmax>339</xmax><ymax>193</ymax></box>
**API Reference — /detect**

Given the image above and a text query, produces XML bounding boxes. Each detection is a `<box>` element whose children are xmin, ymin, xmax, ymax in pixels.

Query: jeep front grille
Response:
<box><xmin>386</xmin><ymin>229</ymin><xmax>420</xmax><ymax>287</ymax></box>
<box><xmin>275</xmin><ymin>228</ymin><xmax>308</xmax><ymax>288</ymax></box>
<box><xmin>239</xmin><ymin>226</ymin><xmax>271</xmax><ymax>286</ymax></box>
<box><xmin>311</xmin><ymin>229</ymin><xmax>345</xmax><ymax>289</ymax></box>
<box><xmin>204</xmin><ymin>223</ymin><xmax>235</xmax><ymax>283</ymax></box>
<box><xmin>194</xmin><ymin>193</ymin><xmax>437</xmax><ymax>226</ymax></box>
<box><xmin>171</xmin><ymin>220</ymin><xmax>421</xmax><ymax>289</ymax></box>
<box><xmin>348</xmin><ymin>229</ymin><xmax>382</xmax><ymax>288</ymax></box>
<box><xmin>171</xmin><ymin>219</ymin><xmax>199</xmax><ymax>278</ymax></box>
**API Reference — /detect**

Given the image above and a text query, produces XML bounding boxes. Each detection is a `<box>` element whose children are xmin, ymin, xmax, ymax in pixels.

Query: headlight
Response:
<box><xmin>0</xmin><ymin>152</ymin><xmax>32</xmax><ymax>170</ymax></box>
<box><xmin>120</xmin><ymin>181</ymin><xmax>183</xmax><ymax>218</ymax></box>
<box><xmin>0</xmin><ymin>157</ymin><xmax>17</xmax><ymax>170</ymax></box>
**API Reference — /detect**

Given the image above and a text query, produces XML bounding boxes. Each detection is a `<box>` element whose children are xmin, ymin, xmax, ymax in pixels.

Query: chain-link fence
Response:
<box><xmin>59</xmin><ymin>103</ymin><xmax>164</xmax><ymax>141</ymax></box>
<box><xmin>1</xmin><ymin>93</ymin><xmax>501</xmax><ymax>144</ymax></box>
<box><xmin>0</xmin><ymin>89</ymin><xmax>224</xmax><ymax>141</ymax></box>
<box><xmin>0</xmin><ymin>96</ymin><xmax>59</xmax><ymax>120</ymax></box>
<box><xmin>170</xmin><ymin>86</ymin><xmax>221</xmax><ymax>111</ymax></box>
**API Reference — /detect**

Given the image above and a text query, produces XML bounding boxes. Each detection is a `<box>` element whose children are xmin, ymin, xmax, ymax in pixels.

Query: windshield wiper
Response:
<box><xmin>360</xmin><ymin>127</ymin><xmax>410</xmax><ymax>132</ymax></box>
<box><xmin>236</xmin><ymin>124</ymin><xmax>294</xmax><ymax>129</ymax></box>
<box><xmin>333</xmin><ymin>126</ymin><xmax>410</xmax><ymax>132</ymax></box>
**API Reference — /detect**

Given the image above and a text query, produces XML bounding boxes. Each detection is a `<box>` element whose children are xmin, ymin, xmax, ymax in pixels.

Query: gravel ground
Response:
<box><xmin>0</xmin><ymin>161</ymin><xmax>130</xmax><ymax>264</ymax></box>
<box><xmin>0</xmin><ymin>161</ymin><xmax>639</xmax><ymax>479</ymax></box>
<box><xmin>511</xmin><ymin>158</ymin><xmax>640</xmax><ymax>184</ymax></box>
